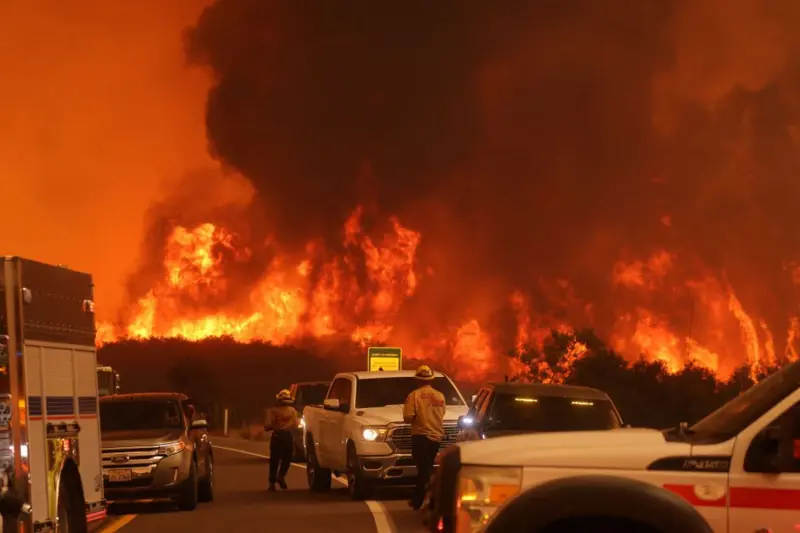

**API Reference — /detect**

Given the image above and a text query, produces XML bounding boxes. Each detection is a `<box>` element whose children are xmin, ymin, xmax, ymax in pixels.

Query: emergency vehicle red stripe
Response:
<box><xmin>729</xmin><ymin>487</ymin><xmax>800</xmax><ymax>510</ymax></box>
<box><xmin>664</xmin><ymin>484</ymin><xmax>800</xmax><ymax>510</ymax></box>
<box><xmin>663</xmin><ymin>484</ymin><xmax>726</xmax><ymax>507</ymax></box>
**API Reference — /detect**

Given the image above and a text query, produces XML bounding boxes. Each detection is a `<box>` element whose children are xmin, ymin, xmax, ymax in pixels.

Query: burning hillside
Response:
<box><xmin>90</xmin><ymin>0</ymin><xmax>800</xmax><ymax>383</ymax></box>
<box><xmin>97</xmin><ymin>203</ymin><xmax>800</xmax><ymax>382</ymax></box>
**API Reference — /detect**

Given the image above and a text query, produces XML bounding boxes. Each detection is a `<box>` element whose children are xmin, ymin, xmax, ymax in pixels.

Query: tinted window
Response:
<box><xmin>489</xmin><ymin>394</ymin><xmax>620</xmax><ymax>432</ymax></box>
<box><xmin>100</xmin><ymin>399</ymin><xmax>184</xmax><ymax>431</ymax></box>
<box><xmin>356</xmin><ymin>377</ymin><xmax>464</xmax><ymax>408</ymax></box>
<box><xmin>97</xmin><ymin>371</ymin><xmax>114</xmax><ymax>396</ymax></box>
<box><xmin>298</xmin><ymin>384</ymin><xmax>329</xmax><ymax>406</ymax></box>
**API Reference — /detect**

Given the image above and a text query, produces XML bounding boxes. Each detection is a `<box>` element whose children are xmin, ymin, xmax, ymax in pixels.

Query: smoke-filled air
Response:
<box><xmin>77</xmin><ymin>0</ymin><xmax>800</xmax><ymax>383</ymax></box>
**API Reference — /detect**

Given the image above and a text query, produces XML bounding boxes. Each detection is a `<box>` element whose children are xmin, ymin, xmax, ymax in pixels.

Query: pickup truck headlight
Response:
<box><xmin>360</xmin><ymin>426</ymin><xmax>388</xmax><ymax>442</ymax></box>
<box><xmin>158</xmin><ymin>441</ymin><xmax>186</xmax><ymax>456</ymax></box>
<box><xmin>456</xmin><ymin>465</ymin><xmax>522</xmax><ymax>533</ymax></box>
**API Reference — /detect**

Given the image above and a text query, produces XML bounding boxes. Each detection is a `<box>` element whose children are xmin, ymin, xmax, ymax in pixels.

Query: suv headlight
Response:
<box><xmin>158</xmin><ymin>441</ymin><xmax>186</xmax><ymax>456</ymax></box>
<box><xmin>360</xmin><ymin>426</ymin><xmax>388</xmax><ymax>442</ymax></box>
<box><xmin>456</xmin><ymin>465</ymin><xmax>522</xmax><ymax>532</ymax></box>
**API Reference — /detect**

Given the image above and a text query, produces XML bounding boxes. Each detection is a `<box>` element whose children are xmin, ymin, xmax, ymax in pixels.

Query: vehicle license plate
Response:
<box><xmin>108</xmin><ymin>469</ymin><xmax>132</xmax><ymax>482</ymax></box>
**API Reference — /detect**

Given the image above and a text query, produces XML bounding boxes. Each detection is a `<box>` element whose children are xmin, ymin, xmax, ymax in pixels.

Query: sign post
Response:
<box><xmin>367</xmin><ymin>347</ymin><xmax>402</xmax><ymax>372</ymax></box>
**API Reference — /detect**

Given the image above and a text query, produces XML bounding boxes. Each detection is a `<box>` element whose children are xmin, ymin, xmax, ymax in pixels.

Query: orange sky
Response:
<box><xmin>0</xmin><ymin>1</ymin><xmax>226</xmax><ymax>318</ymax></box>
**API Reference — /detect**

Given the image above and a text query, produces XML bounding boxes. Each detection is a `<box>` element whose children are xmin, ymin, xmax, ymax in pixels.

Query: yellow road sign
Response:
<box><xmin>367</xmin><ymin>347</ymin><xmax>402</xmax><ymax>372</ymax></box>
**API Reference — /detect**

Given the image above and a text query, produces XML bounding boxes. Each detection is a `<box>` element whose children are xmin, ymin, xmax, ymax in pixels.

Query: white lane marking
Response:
<box><xmin>213</xmin><ymin>445</ymin><xmax>347</xmax><ymax>483</ymax></box>
<box><xmin>216</xmin><ymin>444</ymin><xmax>399</xmax><ymax>533</ymax></box>
<box><xmin>365</xmin><ymin>500</ymin><xmax>398</xmax><ymax>533</ymax></box>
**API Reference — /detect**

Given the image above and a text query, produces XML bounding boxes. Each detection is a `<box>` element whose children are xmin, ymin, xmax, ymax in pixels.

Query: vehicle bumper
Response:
<box><xmin>103</xmin><ymin>450</ymin><xmax>194</xmax><ymax>501</ymax></box>
<box><xmin>357</xmin><ymin>453</ymin><xmax>417</xmax><ymax>482</ymax></box>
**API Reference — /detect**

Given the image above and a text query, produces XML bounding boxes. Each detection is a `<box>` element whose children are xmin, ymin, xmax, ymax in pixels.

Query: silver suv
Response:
<box><xmin>100</xmin><ymin>393</ymin><xmax>214</xmax><ymax>510</ymax></box>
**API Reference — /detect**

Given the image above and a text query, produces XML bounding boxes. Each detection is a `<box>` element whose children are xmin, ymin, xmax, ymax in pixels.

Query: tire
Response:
<box><xmin>198</xmin><ymin>455</ymin><xmax>214</xmax><ymax>503</ymax></box>
<box><xmin>56</xmin><ymin>468</ymin><xmax>87</xmax><ymax>533</ymax></box>
<box><xmin>542</xmin><ymin>518</ymin><xmax>659</xmax><ymax>533</ymax></box>
<box><xmin>306</xmin><ymin>436</ymin><xmax>332</xmax><ymax>493</ymax></box>
<box><xmin>346</xmin><ymin>446</ymin><xmax>373</xmax><ymax>500</ymax></box>
<box><xmin>177</xmin><ymin>459</ymin><xmax>199</xmax><ymax>511</ymax></box>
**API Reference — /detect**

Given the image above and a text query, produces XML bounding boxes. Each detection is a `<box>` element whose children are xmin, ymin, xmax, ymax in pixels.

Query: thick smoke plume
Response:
<box><xmin>122</xmin><ymin>0</ymin><xmax>800</xmax><ymax>376</ymax></box>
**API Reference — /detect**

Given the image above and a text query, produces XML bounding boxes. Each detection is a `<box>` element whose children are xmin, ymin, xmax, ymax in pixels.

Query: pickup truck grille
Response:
<box><xmin>101</xmin><ymin>445</ymin><xmax>162</xmax><ymax>468</ymax></box>
<box><xmin>387</xmin><ymin>422</ymin><xmax>459</xmax><ymax>454</ymax></box>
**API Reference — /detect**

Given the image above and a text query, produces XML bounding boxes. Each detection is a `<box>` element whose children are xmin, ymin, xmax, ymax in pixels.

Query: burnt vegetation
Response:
<box><xmin>98</xmin><ymin>333</ymin><xmax>769</xmax><ymax>430</ymax></box>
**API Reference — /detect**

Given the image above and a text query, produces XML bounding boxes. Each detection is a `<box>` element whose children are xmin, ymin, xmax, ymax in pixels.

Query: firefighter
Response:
<box><xmin>265</xmin><ymin>389</ymin><xmax>298</xmax><ymax>491</ymax></box>
<box><xmin>403</xmin><ymin>365</ymin><xmax>446</xmax><ymax>511</ymax></box>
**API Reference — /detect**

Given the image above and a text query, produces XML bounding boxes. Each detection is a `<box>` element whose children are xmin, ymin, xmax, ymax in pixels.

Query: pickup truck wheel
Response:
<box><xmin>177</xmin><ymin>460</ymin><xmax>199</xmax><ymax>511</ymax></box>
<box><xmin>306</xmin><ymin>438</ymin><xmax>332</xmax><ymax>492</ymax></box>
<box><xmin>346</xmin><ymin>446</ymin><xmax>373</xmax><ymax>500</ymax></box>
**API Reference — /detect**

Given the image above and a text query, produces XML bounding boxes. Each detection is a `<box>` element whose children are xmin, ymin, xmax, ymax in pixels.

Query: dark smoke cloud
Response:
<box><xmin>184</xmin><ymin>0</ymin><xmax>800</xmax><ymax>354</ymax></box>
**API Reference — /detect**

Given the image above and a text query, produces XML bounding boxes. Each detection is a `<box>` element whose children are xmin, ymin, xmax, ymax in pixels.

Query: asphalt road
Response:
<box><xmin>100</xmin><ymin>437</ymin><xmax>426</xmax><ymax>533</ymax></box>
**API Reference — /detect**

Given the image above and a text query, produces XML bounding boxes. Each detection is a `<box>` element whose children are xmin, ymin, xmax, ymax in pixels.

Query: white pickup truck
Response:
<box><xmin>431</xmin><ymin>359</ymin><xmax>800</xmax><ymax>533</ymax></box>
<box><xmin>302</xmin><ymin>370</ymin><xmax>468</xmax><ymax>499</ymax></box>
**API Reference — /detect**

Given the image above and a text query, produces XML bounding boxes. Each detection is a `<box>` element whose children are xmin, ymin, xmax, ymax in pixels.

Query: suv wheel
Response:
<box><xmin>177</xmin><ymin>459</ymin><xmax>199</xmax><ymax>511</ymax></box>
<box><xmin>198</xmin><ymin>456</ymin><xmax>214</xmax><ymax>503</ymax></box>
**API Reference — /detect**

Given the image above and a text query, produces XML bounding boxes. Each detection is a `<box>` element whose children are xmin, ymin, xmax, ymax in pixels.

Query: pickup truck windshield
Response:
<box><xmin>100</xmin><ymin>400</ymin><xmax>184</xmax><ymax>431</ymax></box>
<box><xmin>489</xmin><ymin>394</ymin><xmax>621</xmax><ymax>431</ymax></box>
<box><xmin>689</xmin><ymin>360</ymin><xmax>800</xmax><ymax>440</ymax></box>
<box><xmin>356</xmin><ymin>377</ymin><xmax>464</xmax><ymax>408</ymax></box>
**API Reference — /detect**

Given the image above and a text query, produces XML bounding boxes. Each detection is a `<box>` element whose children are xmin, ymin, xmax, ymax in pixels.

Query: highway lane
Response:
<box><xmin>100</xmin><ymin>437</ymin><xmax>426</xmax><ymax>533</ymax></box>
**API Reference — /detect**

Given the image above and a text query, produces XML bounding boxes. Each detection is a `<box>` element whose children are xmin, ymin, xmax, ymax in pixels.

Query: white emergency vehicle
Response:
<box><xmin>432</xmin><ymin>359</ymin><xmax>800</xmax><ymax>533</ymax></box>
<box><xmin>0</xmin><ymin>257</ymin><xmax>105</xmax><ymax>532</ymax></box>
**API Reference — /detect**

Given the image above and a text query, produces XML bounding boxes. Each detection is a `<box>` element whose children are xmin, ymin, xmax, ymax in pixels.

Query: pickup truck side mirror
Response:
<box><xmin>190</xmin><ymin>419</ymin><xmax>208</xmax><ymax>430</ymax></box>
<box><xmin>323</xmin><ymin>398</ymin><xmax>348</xmax><ymax>413</ymax></box>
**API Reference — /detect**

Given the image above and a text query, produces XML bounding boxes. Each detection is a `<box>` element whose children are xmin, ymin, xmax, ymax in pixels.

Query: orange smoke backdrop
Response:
<box><xmin>4</xmin><ymin>1</ymin><xmax>800</xmax><ymax>383</ymax></box>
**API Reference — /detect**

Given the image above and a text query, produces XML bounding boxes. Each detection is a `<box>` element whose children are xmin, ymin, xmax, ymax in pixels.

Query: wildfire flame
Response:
<box><xmin>97</xmin><ymin>207</ymin><xmax>800</xmax><ymax>383</ymax></box>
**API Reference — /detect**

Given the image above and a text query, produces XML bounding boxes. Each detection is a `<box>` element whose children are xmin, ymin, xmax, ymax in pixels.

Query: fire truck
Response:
<box><xmin>96</xmin><ymin>366</ymin><xmax>119</xmax><ymax>396</ymax></box>
<box><xmin>0</xmin><ymin>257</ymin><xmax>105</xmax><ymax>533</ymax></box>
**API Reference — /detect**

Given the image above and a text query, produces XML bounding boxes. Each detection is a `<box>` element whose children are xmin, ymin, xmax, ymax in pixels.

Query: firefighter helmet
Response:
<box><xmin>276</xmin><ymin>389</ymin><xmax>292</xmax><ymax>401</ymax></box>
<box><xmin>415</xmin><ymin>365</ymin><xmax>435</xmax><ymax>381</ymax></box>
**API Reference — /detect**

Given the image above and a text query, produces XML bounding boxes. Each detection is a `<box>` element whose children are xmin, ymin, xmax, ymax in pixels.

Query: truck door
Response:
<box><xmin>728</xmin><ymin>394</ymin><xmax>800</xmax><ymax>533</ymax></box>
<box><xmin>328</xmin><ymin>378</ymin><xmax>352</xmax><ymax>470</ymax></box>
<box><xmin>318</xmin><ymin>377</ymin><xmax>351</xmax><ymax>470</ymax></box>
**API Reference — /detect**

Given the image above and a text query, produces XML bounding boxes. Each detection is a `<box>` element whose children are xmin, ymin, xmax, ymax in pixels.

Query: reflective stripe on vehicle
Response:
<box><xmin>665</xmin><ymin>483</ymin><xmax>800</xmax><ymax>510</ymax></box>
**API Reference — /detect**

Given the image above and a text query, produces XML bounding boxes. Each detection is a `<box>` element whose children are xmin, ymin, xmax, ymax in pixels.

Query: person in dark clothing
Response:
<box><xmin>265</xmin><ymin>389</ymin><xmax>299</xmax><ymax>491</ymax></box>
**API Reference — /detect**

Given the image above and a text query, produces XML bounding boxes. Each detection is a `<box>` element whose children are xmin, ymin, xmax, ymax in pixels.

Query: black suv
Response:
<box><xmin>458</xmin><ymin>382</ymin><xmax>624</xmax><ymax>439</ymax></box>
<box><xmin>426</xmin><ymin>383</ymin><xmax>624</xmax><ymax>532</ymax></box>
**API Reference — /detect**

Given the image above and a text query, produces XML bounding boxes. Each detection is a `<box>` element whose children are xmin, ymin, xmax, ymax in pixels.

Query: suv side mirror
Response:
<box><xmin>191</xmin><ymin>419</ymin><xmax>208</xmax><ymax>430</ymax></box>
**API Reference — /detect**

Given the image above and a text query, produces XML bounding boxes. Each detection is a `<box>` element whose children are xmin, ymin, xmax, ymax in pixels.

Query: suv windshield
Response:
<box><xmin>356</xmin><ymin>377</ymin><xmax>464</xmax><ymax>408</ymax></box>
<box><xmin>100</xmin><ymin>399</ymin><xmax>184</xmax><ymax>431</ymax></box>
<box><xmin>489</xmin><ymin>394</ymin><xmax>621</xmax><ymax>432</ymax></box>
<box><xmin>689</xmin><ymin>361</ymin><xmax>800</xmax><ymax>440</ymax></box>
<box><xmin>297</xmin><ymin>384</ymin><xmax>329</xmax><ymax>407</ymax></box>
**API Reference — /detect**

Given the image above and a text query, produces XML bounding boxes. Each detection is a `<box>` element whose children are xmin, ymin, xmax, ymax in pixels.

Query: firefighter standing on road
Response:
<box><xmin>403</xmin><ymin>365</ymin><xmax>446</xmax><ymax>511</ymax></box>
<box><xmin>265</xmin><ymin>389</ymin><xmax>298</xmax><ymax>492</ymax></box>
